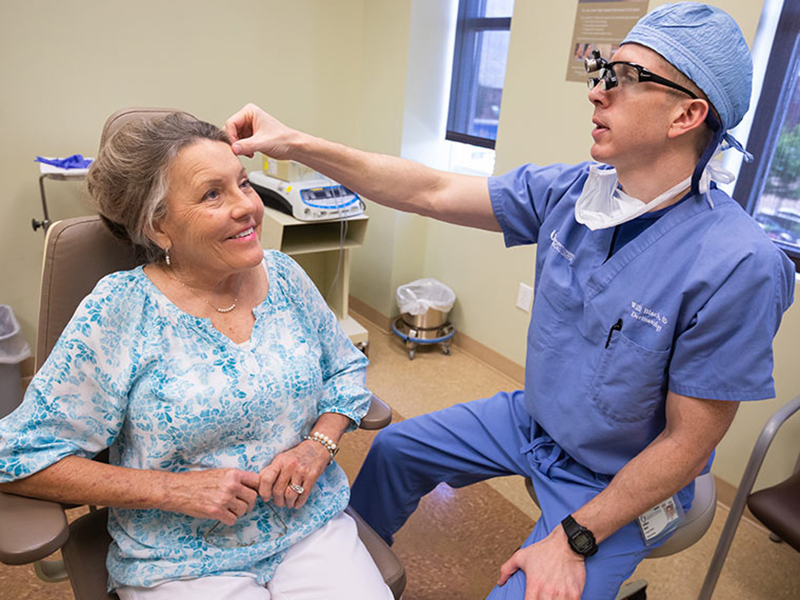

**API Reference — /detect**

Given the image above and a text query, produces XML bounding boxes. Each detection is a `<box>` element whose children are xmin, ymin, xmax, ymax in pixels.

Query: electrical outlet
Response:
<box><xmin>516</xmin><ymin>282</ymin><xmax>533</xmax><ymax>312</ymax></box>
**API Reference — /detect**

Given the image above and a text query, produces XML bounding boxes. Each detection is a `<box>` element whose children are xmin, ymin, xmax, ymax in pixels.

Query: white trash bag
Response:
<box><xmin>0</xmin><ymin>305</ymin><xmax>32</xmax><ymax>419</ymax></box>
<box><xmin>396</xmin><ymin>278</ymin><xmax>456</xmax><ymax>316</ymax></box>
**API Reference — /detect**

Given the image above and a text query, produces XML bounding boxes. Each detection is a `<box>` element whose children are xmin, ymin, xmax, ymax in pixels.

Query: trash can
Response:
<box><xmin>0</xmin><ymin>305</ymin><xmax>32</xmax><ymax>419</ymax></box>
<box><xmin>396</xmin><ymin>278</ymin><xmax>456</xmax><ymax>333</ymax></box>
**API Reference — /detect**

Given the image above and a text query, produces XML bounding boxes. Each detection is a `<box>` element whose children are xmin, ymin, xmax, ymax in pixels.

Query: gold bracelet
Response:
<box><xmin>305</xmin><ymin>431</ymin><xmax>339</xmax><ymax>464</ymax></box>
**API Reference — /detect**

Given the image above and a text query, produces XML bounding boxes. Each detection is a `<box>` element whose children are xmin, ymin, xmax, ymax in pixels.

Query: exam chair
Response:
<box><xmin>525</xmin><ymin>469</ymin><xmax>717</xmax><ymax>600</ymax></box>
<box><xmin>697</xmin><ymin>394</ymin><xmax>800</xmax><ymax>600</ymax></box>
<box><xmin>0</xmin><ymin>109</ymin><xmax>406</xmax><ymax>600</ymax></box>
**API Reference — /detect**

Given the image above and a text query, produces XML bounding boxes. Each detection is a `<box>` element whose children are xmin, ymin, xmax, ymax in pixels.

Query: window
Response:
<box><xmin>446</xmin><ymin>0</ymin><xmax>514</xmax><ymax>150</ymax></box>
<box><xmin>735</xmin><ymin>0</ymin><xmax>800</xmax><ymax>270</ymax></box>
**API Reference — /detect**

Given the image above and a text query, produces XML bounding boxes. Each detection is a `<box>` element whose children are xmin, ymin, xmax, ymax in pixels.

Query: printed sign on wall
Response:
<box><xmin>567</xmin><ymin>0</ymin><xmax>649</xmax><ymax>83</ymax></box>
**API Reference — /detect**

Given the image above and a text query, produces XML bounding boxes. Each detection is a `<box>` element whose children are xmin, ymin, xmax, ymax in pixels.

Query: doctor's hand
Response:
<box><xmin>160</xmin><ymin>468</ymin><xmax>260</xmax><ymax>526</ymax></box>
<box><xmin>225</xmin><ymin>103</ymin><xmax>298</xmax><ymax>160</ymax></box>
<box><xmin>497</xmin><ymin>526</ymin><xmax>586</xmax><ymax>600</ymax></box>
<box><xmin>258</xmin><ymin>440</ymin><xmax>330</xmax><ymax>510</ymax></box>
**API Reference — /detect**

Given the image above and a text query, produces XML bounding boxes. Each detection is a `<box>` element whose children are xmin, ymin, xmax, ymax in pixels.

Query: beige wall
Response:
<box><xmin>2</xmin><ymin>0</ymin><xmax>796</xmax><ymax>492</ymax></box>
<box><xmin>0</xmin><ymin>0</ymin><xmax>368</xmax><ymax>343</ymax></box>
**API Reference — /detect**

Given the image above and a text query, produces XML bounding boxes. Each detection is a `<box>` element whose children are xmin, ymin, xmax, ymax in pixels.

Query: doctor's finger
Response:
<box><xmin>225</xmin><ymin>104</ymin><xmax>259</xmax><ymax>141</ymax></box>
<box><xmin>497</xmin><ymin>552</ymin><xmax>522</xmax><ymax>586</ymax></box>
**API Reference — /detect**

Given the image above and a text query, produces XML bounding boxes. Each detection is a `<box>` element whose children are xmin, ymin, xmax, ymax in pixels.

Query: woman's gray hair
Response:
<box><xmin>86</xmin><ymin>113</ymin><xmax>230</xmax><ymax>262</ymax></box>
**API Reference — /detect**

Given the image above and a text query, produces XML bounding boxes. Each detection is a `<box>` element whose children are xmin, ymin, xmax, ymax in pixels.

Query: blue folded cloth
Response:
<box><xmin>35</xmin><ymin>154</ymin><xmax>93</xmax><ymax>169</ymax></box>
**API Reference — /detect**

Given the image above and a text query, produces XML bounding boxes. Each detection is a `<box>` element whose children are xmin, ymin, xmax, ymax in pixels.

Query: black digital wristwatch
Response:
<box><xmin>561</xmin><ymin>515</ymin><xmax>599</xmax><ymax>557</ymax></box>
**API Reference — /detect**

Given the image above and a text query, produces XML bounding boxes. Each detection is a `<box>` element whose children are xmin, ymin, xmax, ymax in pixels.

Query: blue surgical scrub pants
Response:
<box><xmin>350</xmin><ymin>391</ymin><xmax>656</xmax><ymax>600</ymax></box>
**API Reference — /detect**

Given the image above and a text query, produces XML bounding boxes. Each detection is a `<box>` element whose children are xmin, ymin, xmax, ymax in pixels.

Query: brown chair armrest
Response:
<box><xmin>359</xmin><ymin>394</ymin><xmax>393</xmax><ymax>430</ymax></box>
<box><xmin>0</xmin><ymin>492</ymin><xmax>68</xmax><ymax>565</ymax></box>
<box><xmin>345</xmin><ymin>506</ymin><xmax>405</xmax><ymax>599</ymax></box>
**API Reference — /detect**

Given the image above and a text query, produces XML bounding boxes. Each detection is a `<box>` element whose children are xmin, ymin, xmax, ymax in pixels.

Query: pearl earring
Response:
<box><xmin>165</xmin><ymin>247</ymin><xmax>171</xmax><ymax>267</ymax></box>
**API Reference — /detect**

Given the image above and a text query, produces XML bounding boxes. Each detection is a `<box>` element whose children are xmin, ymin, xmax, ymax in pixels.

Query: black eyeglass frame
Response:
<box><xmin>584</xmin><ymin>52</ymin><xmax>698</xmax><ymax>99</ymax></box>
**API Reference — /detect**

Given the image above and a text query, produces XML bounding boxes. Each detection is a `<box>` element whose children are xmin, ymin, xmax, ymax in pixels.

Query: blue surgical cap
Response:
<box><xmin>622</xmin><ymin>2</ymin><xmax>752</xmax><ymax>132</ymax></box>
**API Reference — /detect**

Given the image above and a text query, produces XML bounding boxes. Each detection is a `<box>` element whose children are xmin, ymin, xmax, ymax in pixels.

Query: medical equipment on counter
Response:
<box><xmin>249</xmin><ymin>171</ymin><xmax>364</xmax><ymax>222</ymax></box>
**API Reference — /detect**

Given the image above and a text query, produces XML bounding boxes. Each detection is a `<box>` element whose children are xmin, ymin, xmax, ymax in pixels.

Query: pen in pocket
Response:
<box><xmin>605</xmin><ymin>318</ymin><xmax>623</xmax><ymax>348</ymax></box>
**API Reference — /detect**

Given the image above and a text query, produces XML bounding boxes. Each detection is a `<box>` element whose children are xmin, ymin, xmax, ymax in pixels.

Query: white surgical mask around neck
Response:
<box><xmin>573</xmin><ymin>159</ymin><xmax>734</xmax><ymax>231</ymax></box>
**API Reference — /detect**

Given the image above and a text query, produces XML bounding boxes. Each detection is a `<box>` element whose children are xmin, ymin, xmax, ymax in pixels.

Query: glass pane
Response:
<box><xmin>753</xmin><ymin>63</ymin><xmax>800</xmax><ymax>251</ymax></box>
<box><xmin>484</xmin><ymin>0</ymin><xmax>514</xmax><ymax>18</ymax></box>
<box><xmin>469</xmin><ymin>30</ymin><xmax>510</xmax><ymax>140</ymax></box>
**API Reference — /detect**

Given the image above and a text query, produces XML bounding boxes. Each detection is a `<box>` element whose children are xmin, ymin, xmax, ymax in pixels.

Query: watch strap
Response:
<box><xmin>561</xmin><ymin>515</ymin><xmax>599</xmax><ymax>557</ymax></box>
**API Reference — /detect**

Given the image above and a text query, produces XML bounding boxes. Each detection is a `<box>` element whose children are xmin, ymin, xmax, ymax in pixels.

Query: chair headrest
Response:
<box><xmin>98</xmin><ymin>107</ymin><xmax>195</xmax><ymax>152</ymax></box>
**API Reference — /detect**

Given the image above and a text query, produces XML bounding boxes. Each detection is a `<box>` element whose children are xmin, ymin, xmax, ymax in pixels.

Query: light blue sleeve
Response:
<box><xmin>271</xmin><ymin>252</ymin><xmax>370</xmax><ymax>429</ymax></box>
<box><xmin>0</xmin><ymin>273</ymin><xmax>142</xmax><ymax>481</ymax></box>
<box><xmin>488</xmin><ymin>162</ymin><xmax>593</xmax><ymax>247</ymax></box>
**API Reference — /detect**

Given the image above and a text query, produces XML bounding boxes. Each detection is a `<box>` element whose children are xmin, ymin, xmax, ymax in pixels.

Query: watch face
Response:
<box><xmin>573</xmin><ymin>531</ymin><xmax>593</xmax><ymax>552</ymax></box>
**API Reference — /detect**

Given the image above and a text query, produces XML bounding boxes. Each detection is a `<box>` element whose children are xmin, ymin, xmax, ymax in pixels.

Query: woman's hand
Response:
<box><xmin>258</xmin><ymin>440</ymin><xmax>330</xmax><ymax>510</ymax></box>
<box><xmin>225</xmin><ymin>104</ymin><xmax>298</xmax><ymax>160</ymax></box>
<box><xmin>160</xmin><ymin>468</ymin><xmax>261</xmax><ymax>526</ymax></box>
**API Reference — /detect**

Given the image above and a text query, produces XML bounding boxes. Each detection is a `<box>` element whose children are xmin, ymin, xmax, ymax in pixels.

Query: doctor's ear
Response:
<box><xmin>668</xmin><ymin>98</ymin><xmax>710</xmax><ymax>139</ymax></box>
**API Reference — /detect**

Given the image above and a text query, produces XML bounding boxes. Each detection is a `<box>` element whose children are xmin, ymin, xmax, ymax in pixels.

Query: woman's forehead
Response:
<box><xmin>171</xmin><ymin>140</ymin><xmax>242</xmax><ymax>186</ymax></box>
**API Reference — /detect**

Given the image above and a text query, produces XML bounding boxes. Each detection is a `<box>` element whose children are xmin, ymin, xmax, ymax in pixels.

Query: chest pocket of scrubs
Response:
<box><xmin>590</xmin><ymin>328</ymin><xmax>671</xmax><ymax>423</ymax></box>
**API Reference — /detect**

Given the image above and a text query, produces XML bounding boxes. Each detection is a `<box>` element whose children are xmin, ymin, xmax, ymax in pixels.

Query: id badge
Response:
<box><xmin>637</xmin><ymin>495</ymin><xmax>685</xmax><ymax>546</ymax></box>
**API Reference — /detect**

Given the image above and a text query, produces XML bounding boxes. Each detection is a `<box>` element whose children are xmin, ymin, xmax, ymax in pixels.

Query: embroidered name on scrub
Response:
<box><xmin>550</xmin><ymin>230</ymin><xmax>575</xmax><ymax>262</ymax></box>
<box><xmin>630</xmin><ymin>301</ymin><xmax>668</xmax><ymax>332</ymax></box>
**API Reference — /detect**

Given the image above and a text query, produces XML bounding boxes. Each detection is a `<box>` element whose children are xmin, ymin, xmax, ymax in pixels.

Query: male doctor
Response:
<box><xmin>227</xmin><ymin>4</ymin><xmax>795</xmax><ymax>599</ymax></box>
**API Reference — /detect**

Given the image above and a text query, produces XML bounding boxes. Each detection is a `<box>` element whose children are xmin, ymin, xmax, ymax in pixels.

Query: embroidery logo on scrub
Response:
<box><xmin>550</xmin><ymin>230</ymin><xmax>575</xmax><ymax>263</ymax></box>
<box><xmin>630</xmin><ymin>301</ymin><xmax>668</xmax><ymax>333</ymax></box>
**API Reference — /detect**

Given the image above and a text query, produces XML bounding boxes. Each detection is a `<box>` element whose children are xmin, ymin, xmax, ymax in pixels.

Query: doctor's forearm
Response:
<box><xmin>285</xmin><ymin>132</ymin><xmax>500</xmax><ymax>230</ymax></box>
<box><xmin>572</xmin><ymin>392</ymin><xmax>738</xmax><ymax>544</ymax></box>
<box><xmin>571</xmin><ymin>432</ymin><xmax>708</xmax><ymax>544</ymax></box>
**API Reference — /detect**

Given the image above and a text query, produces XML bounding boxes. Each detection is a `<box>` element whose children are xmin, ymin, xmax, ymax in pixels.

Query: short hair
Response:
<box><xmin>650</xmin><ymin>51</ymin><xmax>719</xmax><ymax>158</ymax></box>
<box><xmin>86</xmin><ymin>113</ymin><xmax>230</xmax><ymax>262</ymax></box>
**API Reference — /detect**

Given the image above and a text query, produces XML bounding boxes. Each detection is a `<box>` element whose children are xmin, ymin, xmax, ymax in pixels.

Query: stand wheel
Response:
<box><xmin>408</xmin><ymin>348</ymin><xmax>416</xmax><ymax>360</ymax></box>
<box><xmin>442</xmin><ymin>345</ymin><xmax>451</xmax><ymax>356</ymax></box>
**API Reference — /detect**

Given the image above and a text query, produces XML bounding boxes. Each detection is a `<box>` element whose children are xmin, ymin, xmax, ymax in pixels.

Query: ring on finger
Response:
<box><xmin>288</xmin><ymin>483</ymin><xmax>305</xmax><ymax>495</ymax></box>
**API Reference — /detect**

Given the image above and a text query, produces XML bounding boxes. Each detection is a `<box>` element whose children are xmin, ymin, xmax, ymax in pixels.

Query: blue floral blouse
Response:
<box><xmin>0</xmin><ymin>250</ymin><xmax>370</xmax><ymax>590</ymax></box>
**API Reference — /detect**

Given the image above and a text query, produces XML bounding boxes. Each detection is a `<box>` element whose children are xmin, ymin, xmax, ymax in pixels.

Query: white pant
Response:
<box><xmin>117</xmin><ymin>511</ymin><xmax>394</xmax><ymax>600</ymax></box>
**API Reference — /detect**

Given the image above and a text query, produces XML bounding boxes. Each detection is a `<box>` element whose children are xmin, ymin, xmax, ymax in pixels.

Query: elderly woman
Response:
<box><xmin>0</xmin><ymin>113</ymin><xmax>393</xmax><ymax>600</ymax></box>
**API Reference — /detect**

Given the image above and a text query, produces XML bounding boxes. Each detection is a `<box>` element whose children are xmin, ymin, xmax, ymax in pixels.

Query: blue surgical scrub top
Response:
<box><xmin>489</xmin><ymin>162</ymin><xmax>795</xmax><ymax>476</ymax></box>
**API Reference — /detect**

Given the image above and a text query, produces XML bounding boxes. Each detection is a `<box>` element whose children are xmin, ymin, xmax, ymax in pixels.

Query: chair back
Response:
<box><xmin>36</xmin><ymin>107</ymin><xmax>192</xmax><ymax>369</ymax></box>
<box><xmin>36</xmin><ymin>217</ymin><xmax>143</xmax><ymax>369</ymax></box>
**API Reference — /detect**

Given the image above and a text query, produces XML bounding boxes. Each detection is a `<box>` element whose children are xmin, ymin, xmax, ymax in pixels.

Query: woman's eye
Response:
<box><xmin>240</xmin><ymin>179</ymin><xmax>252</xmax><ymax>190</ymax></box>
<box><xmin>203</xmin><ymin>189</ymin><xmax>220</xmax><ymax>201</ymax></box>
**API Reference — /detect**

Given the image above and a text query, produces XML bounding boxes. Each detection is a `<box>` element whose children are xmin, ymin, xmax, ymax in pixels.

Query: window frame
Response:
<box><xmin>445</xmin><ymin>0</ymin><xmax>512</xmax><ymax>150</ymax></box>
<box><xmin>734</xmin><ymin>0</ymin><xmax>800</xmax><ymax>271</ymax></box>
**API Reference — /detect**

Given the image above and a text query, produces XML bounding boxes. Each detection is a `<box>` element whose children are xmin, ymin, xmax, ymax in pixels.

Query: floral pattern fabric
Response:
<box><xmin>0</xmin><ymin>250</ymin><xmax>370</xmax><ymax>590</ymax></box>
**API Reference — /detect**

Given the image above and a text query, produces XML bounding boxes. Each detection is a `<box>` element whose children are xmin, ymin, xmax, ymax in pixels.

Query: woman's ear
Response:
<box><xmin>668</xmin><ymin>98</ymin><xmax>710</xmax><ymax>139</ymax></box>
<box><xmin>147</xmin><ymin>219</ymin><xmax>171</xmax><ymax>253</ymax></box>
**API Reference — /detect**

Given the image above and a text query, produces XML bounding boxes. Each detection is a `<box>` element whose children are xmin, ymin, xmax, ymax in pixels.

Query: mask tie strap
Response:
<box><xmin>720</xmin><ymin>133</ymin><xmax>754</xmax><ymax>163</ymax></box>
<box><xmin>691</xmin><ymin>114</ymin><xmax>723</xmax><ymax>206</ymax></box>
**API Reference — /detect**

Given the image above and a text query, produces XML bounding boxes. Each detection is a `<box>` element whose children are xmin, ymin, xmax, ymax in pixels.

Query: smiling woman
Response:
<box><xmin>0</xmin><ymin>113</ymin><xmax>393</xmax><ymax>600</ymax></box>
